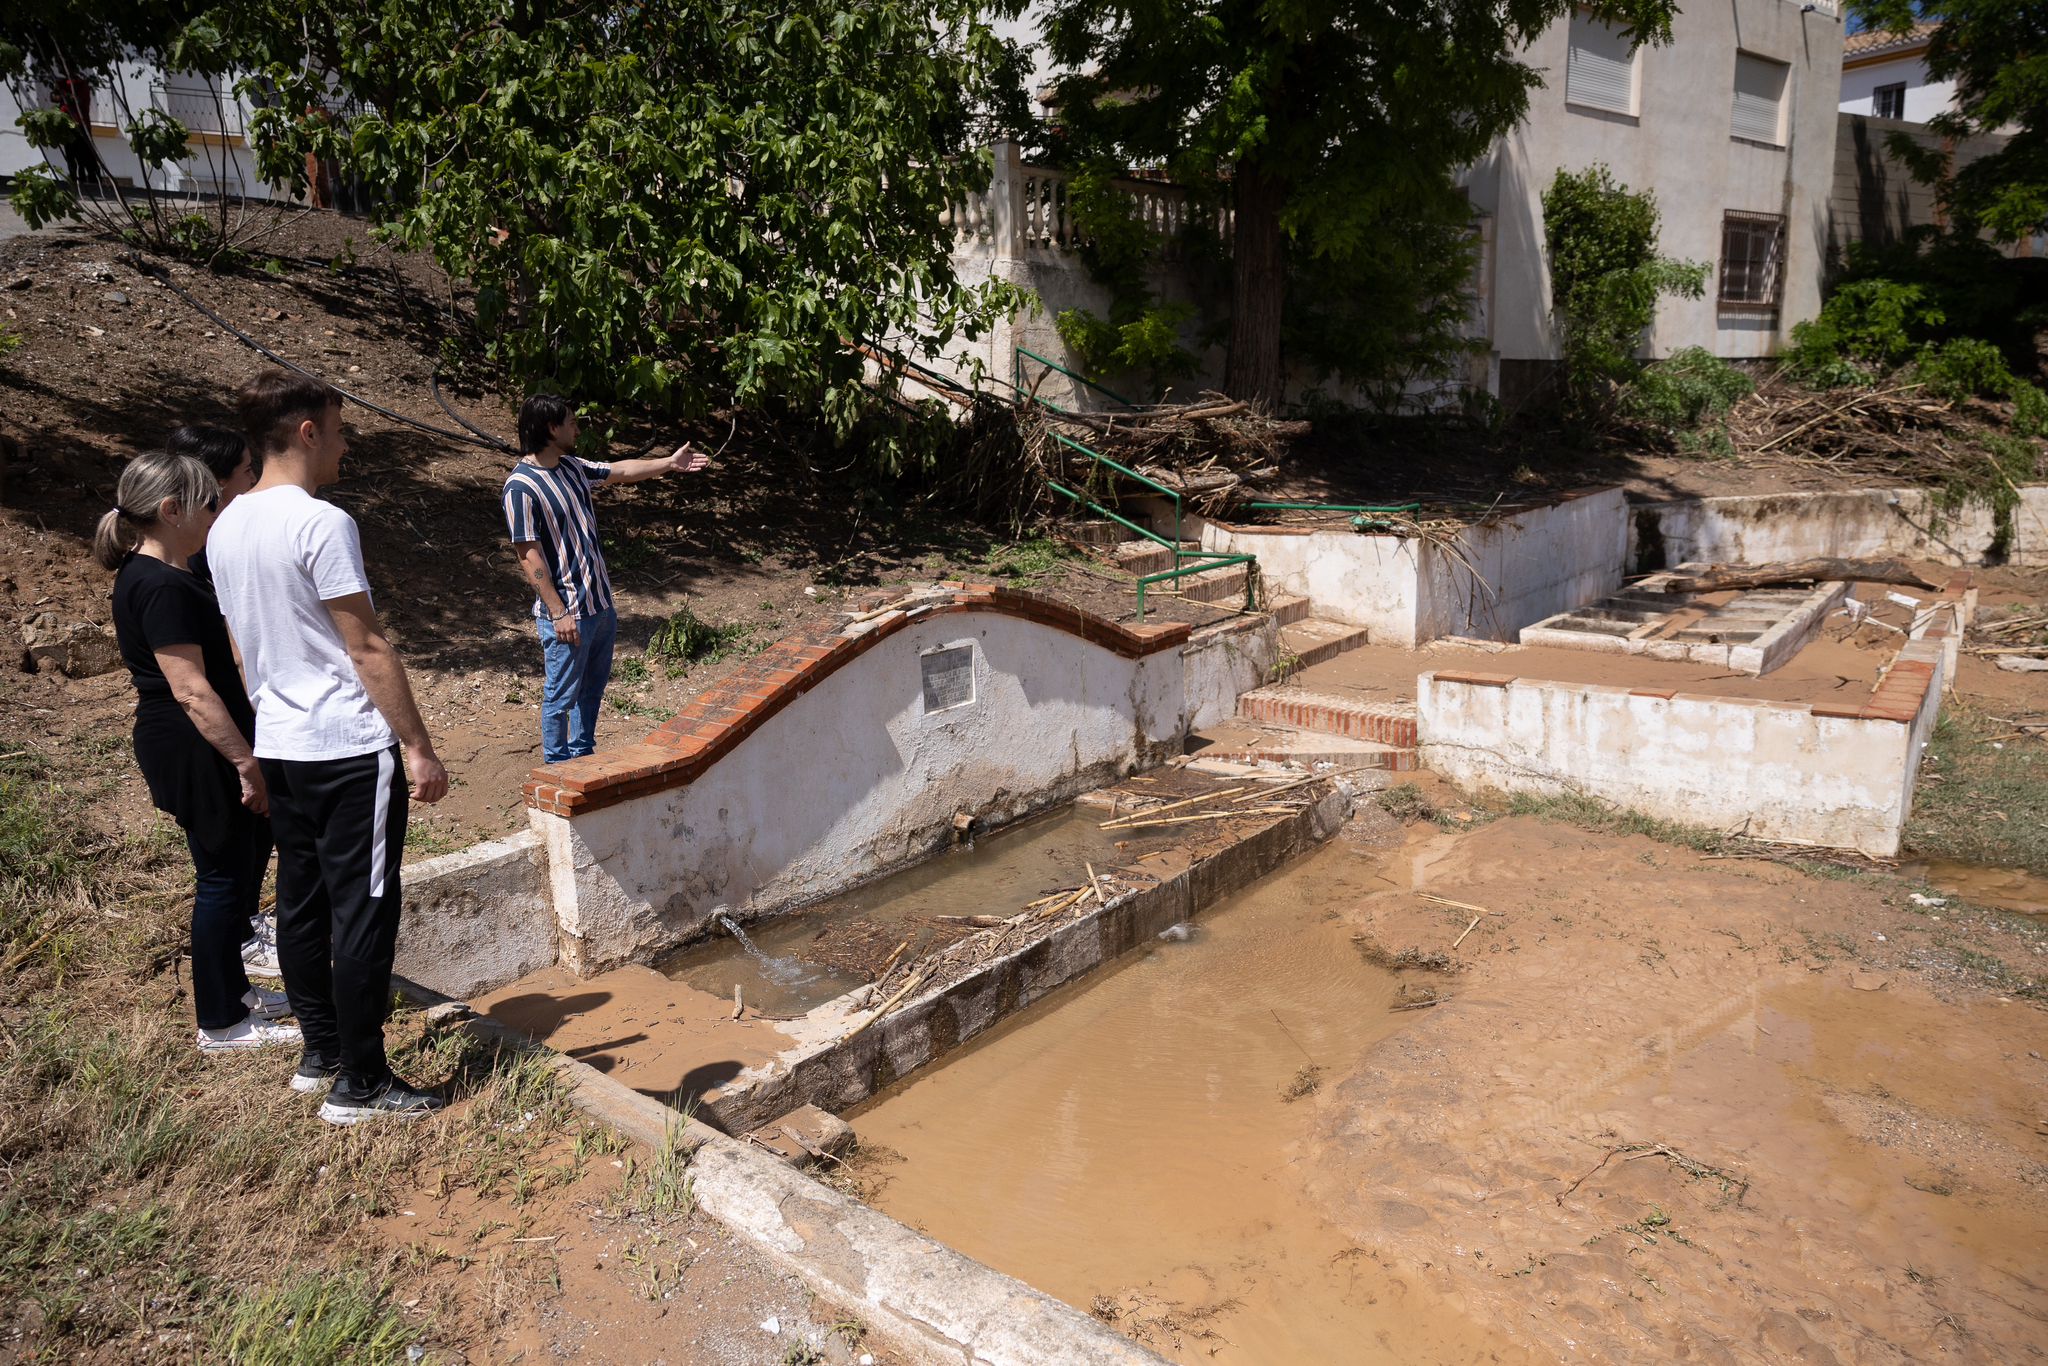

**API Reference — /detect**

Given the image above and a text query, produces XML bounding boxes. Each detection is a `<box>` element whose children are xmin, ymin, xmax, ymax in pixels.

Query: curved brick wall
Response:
<box><xmin>523</xmin><ymin>584</ymin><xmax>1189</xmax><ymax>817</ymax></box>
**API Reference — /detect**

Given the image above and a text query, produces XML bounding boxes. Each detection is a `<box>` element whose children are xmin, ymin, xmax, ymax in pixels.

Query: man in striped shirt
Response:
<box><xmin>504</xmin><ymin>395</ymin><xmax>708</xmax><ymax>763</ymax></box>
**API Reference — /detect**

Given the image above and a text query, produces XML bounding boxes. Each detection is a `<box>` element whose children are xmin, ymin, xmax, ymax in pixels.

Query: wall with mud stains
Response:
<box><xmin>1630</xmin><ymin>486</ymin><xmax>2048</xmax><ymax>570</ymax></box>
<box><xmin>1417</xmin><ymin>647</ymin><xmax>1947</xmax><ymax>857</ymax></box>
<box><xmin>1197</xmin><ymin>487</ymin><xmax>1627</xmax><ymax>645</ymax></box>
<box><xmin>532</xmin><ymin>610</ymin><xmax>1187</xmax><ymax>975</ymax></box>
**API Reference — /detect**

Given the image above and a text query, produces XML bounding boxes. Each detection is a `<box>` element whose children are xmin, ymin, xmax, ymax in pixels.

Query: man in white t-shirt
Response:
<box><xmin>209</xmin><ymin>369</ymin><xmax>450</xmax><ymax>1125</ymax></box>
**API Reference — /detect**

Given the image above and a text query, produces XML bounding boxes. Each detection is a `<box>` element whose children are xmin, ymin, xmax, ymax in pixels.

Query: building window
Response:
<box><xmin>1720</xmin><ymin>212</ymin><xmax>1786</xmax><ymax>309</ymax></box>
<box><xmin>1872</xmin><ymin>82</ymin><xmax>1907</xmax><ymax>120</ymax></box>
<box><xmin>1566</xmin><ymin>15</ymin><xmax>1638</xmax><ymax>117</ymax></box>
<box><xmin>1731</xmin><ymin>52</ymin><xmax>1790</xmax><ymax>145</ymax></box>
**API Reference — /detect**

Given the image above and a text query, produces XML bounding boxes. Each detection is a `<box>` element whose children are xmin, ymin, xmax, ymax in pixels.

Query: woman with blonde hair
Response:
<box><xmin>96</xmin><ymin>452</ymin><xmax>299</xmax><ymax>1053</ymax></box>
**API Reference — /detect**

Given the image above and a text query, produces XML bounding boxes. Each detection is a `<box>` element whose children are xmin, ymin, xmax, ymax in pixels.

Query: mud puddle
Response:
<box><xmin>849</xmin><ymin>836</ymin><xmax>1519</xmax><ymax>1365</ymax></box>
<box><xmin>1898</xmin><ymin>856</ymin><xmax>2048</xmax><ymax>915</ymax></box>
<box><xmin>660</xmin><ymin>805</ymin><xmax>1145</xmax><ymax>1015</ymax></box>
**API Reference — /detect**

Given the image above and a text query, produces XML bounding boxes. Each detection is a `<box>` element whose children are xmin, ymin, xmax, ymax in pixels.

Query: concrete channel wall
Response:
<box><xmin>1631</xmin><ymin>486</ymin><xmax>2048</xmax><ymax>570</ymax></box>
<box><xmin>394</xmin><ymin>831</ymin><xmax>553</xmax><ymax>1000</ymax></box>
<box><xmin>523</xmin><ymin>590</ymin><xmax>1193</xmax><ymax>976</ymax></box>
<box><xmin>1196</xmin><ymin>487</ymin><xmax>1628</xmax><ymax>645</ymax></box>
<box><xmin>1417</xmin><ymin>602</ymin><xmax>1960</xmax><ymax>856</ymax></box>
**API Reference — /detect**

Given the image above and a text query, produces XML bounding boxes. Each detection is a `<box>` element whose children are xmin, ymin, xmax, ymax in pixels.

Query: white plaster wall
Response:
<box><xmin>1</xmin><ymin>63</ymin><xmax>280</xmax><ymax>198</ymax></box>
<box><xmin>1839</xmin><ymin>55</ymin><xmax>1956</xmax><ymax>123</ymax></box>
<box><xmin>539</xmin><ymin>612</ymin><xmax>1186</xmax><ymax>974</ymax></box>
<box><xmin>1199</xmin><ymin>490</ymin><xmax>1628</xmax><ymax>645</ymax></box>
<box><xmin>1630</xmin><ymin>487</ymin><xmax>2048</xmax><ymax>570</ymax></box>
<box><xmin>1466</xmin><ymin>5</ymin><xmax>1845</xmax><ymax>364</ymax></box>
<box><xmin>394</xmin><ymin>831</ymin><xmax>556</xmax><ymax>999</ymax></box>
<box><xmin>1418</xmin><ymin>674</ymin><xmax>1922</xmax><ymax>856</ymax></box>
<box><xmin>1182</xmin><ymin>615</ymin><xmax>1281</xmax><ymax>731</ymax></box>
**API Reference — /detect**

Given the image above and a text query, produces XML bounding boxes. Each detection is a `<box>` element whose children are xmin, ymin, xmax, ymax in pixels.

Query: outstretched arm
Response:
<box><xmin>602</xmin><ymin>443</ymin><xmax>711</xmax><ymax>486</ymax></box>
<box><xmin>325</xmin><ymin>592</ymin><xmax>449</xmax><ymax>803</ymax></box>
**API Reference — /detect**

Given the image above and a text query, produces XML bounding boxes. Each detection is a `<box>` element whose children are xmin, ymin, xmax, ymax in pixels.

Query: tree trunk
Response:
<box><xmin>1226</xmin><ymin>161</ymin><xmax>1286</xmax><ymax>406</ymax></box>
<box><xmin>1658</xmin><ymin>558</ymin><xmax>1939</xmax><ymax>594</ymax></box>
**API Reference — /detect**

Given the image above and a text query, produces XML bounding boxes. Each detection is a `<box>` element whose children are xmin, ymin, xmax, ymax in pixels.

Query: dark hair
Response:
<box><xmin>92</xmin><ymin>453</ymin><xmax>218</xmax><ymax>571</ymax></box>
<box><xmin>166</xmin><ymin>423</ymin><xmax>259</xmax><ymax>484</ymax></box>
<box><xmin>237</xmin><ymin>369</ymin><xmax>341</xmax><ymax>456</ymax></box>
<box><xmin>517</xmin><ymin>394</ymin><xmax>575</xmax><ymax>455</ymax></box>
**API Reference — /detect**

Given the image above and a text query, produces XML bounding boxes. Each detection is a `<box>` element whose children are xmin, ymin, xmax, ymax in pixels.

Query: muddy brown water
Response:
<box><xmin>851</xmin><ymin>837</ymin><xmax>1518</xmax><ymax>1365</ymax></box>
<box><xmin>660</xmin><ymin>805</ymin><xmax>1141</xmax><ymax>1015</ymax></box>
<box><xmin>1898</xmin><ymin>856</ymin><xmax>2048</xmax><ymax>915</ymax></box>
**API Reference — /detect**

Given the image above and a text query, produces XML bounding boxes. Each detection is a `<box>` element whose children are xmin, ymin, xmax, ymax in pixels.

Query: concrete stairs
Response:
<box><xmin>1204</xmin><ymin>670</ymin><xmax>1420</xmax><ymax>772</ymax></box>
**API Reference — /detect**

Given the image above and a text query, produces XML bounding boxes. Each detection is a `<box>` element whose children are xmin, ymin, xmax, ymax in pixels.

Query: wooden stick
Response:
<box><xmin>1100</xmin><ymin>786</ymin><xmax>1248</xmax><ymax>827</ymax></box>
<box><xmin>1451</xmin><ymin>916</ymin><xmax>1482</xmax><ymax>949</ymax></box>
<box><xmin>845</xmin><ymin>971</ymin><xmax>928</xmax><ymax>1039</ymax></box>
<box><xmin>1086</xmin><ymin>863</ymin><xmax>1106</xmax><ymax>903</ymax></box>
<box><xmin>1229</xmin><ymin>774</ymin><xmax>1323</xmax><ymax>802</ymax></box>
<box><xmin>1417</xmin><ymin>892</ymin><xmax>1502</xmax><ymax>917</ymax></box>
<box><xmin>1023</xmin><ymin>889</ymin><xmax>1078</xmax><ymax>909</ymax></box>
<box><xmin>1392</xmin><ymin>996</ymin><xmax>1451</xmax><ymax>1011</ymax></box>
<box><xmin>731</xmin><ymin>983</ymin><xmax>743</xmax><ymax>1020</ymax></box>
<box><xmin>873</xmin><ymin>939</ymin><xmax>909</xmax><ymax>980</ymax></box>
<box><xmin>931</xmin><ymin>914</ymin><xmax>1007</xmax><ymax>928</ymax></box>
<box><xmin>1108</xmin><ymin>810</ymin><xmax>1252</xmax><ymax>830</ymax></box>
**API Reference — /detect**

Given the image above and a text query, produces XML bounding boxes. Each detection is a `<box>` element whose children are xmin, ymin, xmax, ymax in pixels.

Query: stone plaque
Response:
<box><xmin>920</xmin><ymin>645</ymin><xmax>975</xmax><ymax>712</ymax></box>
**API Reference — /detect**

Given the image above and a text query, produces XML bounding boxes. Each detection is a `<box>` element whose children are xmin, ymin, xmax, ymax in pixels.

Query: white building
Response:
<box><xmin>1</xmin><ymin>62</ymin><xmax>284</xmax><ymax>202</ymax></box>
<box><xmin>1837</xmin><ymin>23</ymin><xmax>1952</xmax><ymax>124</ymax></box>
<box><xmin>1464</xmin><ymin>4</ymin><xmax>1847</xmax><ymax>402</ymax></box>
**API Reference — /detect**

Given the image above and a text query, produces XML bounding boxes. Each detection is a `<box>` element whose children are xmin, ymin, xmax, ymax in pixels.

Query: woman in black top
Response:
<box><xmin>94</xmin><ymin>452</ymin><xmax>299</xmax><ymax>1054</ymax></box>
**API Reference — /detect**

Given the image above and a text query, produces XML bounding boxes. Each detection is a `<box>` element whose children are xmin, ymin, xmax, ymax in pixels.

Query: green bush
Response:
<box><xmin>1619</xmin><ymin>347</ymin><xmax>1754</xmax><ymax>432</ymax></box>
<box><xmin>1914</xmin><ymin>336</ymin><xmax>2013</xmax><ymax>401</ymax></box>
<box><xmin>1541</xmin><ymin>166</ymin><xmax>1708</xmax><ymax>423</ymax></box>
<box><xmin>1785</xmin><ymin>279</ymin><xmax>1945</xmax><ymax>383</ymax></box>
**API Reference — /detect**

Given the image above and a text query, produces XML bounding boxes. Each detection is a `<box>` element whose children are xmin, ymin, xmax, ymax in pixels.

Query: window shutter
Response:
<box><xmin>1566</xmin><ymin>18</ymin><xmax>1636</xmax><ymax>115</ymax></box>
<box><xmin>1731</xmin><ymin>54</ymin><xmax>1787</xmax><ymax>143</ymax></box>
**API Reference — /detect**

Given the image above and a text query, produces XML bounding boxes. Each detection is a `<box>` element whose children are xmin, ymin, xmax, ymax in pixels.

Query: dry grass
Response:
<box><xmin>0</xmin><ymin>745</ymin><xmax>601</xmax><ymax>1360</ymax></box>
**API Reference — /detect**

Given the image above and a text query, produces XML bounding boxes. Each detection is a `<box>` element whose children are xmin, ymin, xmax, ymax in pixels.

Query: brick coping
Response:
<box><xmin>1423</xmin><ymin>573</ymin><xmax>1971</xmax><ymax>725</ymax></box>
<box><xmin>524</xmin><ymin>585</ymin><xmax>1191</xmax><ymax>817</ymax></box>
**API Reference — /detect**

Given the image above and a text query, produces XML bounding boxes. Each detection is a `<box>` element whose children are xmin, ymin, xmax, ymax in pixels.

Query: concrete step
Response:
<box><xmin>1061</xmin><ymin>520</ymin><xmax>1129</xmax><ymax>547</ymax></box>
<box><xmin>1235</xmin><ymin>685</ymin><xmax>1418</xmax><ymax>748</ymax></box>
<box><xmin>1266</xmin><ymin>594</ymin><xmax>1312</xmax><ymax>627</ymax></box>
<box><xmin>1275</xmin><ymin>617</ymin><xmax>1369</xmax><ymax>673</ymax></box>
<box><xmin>1177</xmin><ymin>561</ymin><xmax>1253</xmax><ymax>606</ymax></box>
<box><xmin>1109</xmin><ymin>538</ymin><xmax>1194</xmax><ymax>576</ymax></box>
<box><xmin>1188</xmin><ymin>720</ymin><xmax>1416</xmax><ymax>772</ymax></box>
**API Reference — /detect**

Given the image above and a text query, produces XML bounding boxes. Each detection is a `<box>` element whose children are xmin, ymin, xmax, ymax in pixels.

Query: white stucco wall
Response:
<box><xmin>1839</xmin><ymin>54</ymin><xmax>1956</xmax><ymax>123</ymax></box>
<box><xmin>1198</xmin><ymin>489</ymin><xmax>1628</xmax><ymax>645</ymax></box>
<box><xmin>395</xmin><ymin>831</ymin><xmax>556</xmax><ymax>999</ymax></box>
<box><xmin>534</xmin><ymin>611</ymin><xmax>1187</xmax><ymax>974</ymax></box>
<box><xmin>1466</xmin><ymin>6</ymin><xmax>1845</xmax><ymax>366</ymax></box>
<box><xmin>1418</xmin><ymin>663</ymin><xmax>1941</xmax><ymax>857</ymax></box>
<box><xmin>1631</xmin><ymin>486</ymin><xmax>2048</xmax><ymax>570</ymax></box>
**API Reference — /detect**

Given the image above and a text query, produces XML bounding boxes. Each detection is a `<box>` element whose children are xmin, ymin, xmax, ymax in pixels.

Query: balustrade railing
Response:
<box><xmin>947</xmin><ymin>142</ymin><xmax>1228</xmax><ymax>261</ymax></box>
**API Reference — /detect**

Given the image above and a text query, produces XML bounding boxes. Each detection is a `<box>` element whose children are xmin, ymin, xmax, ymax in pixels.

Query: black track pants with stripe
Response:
<box><xmin>262</xmin><ymin>745</ymin><xmax>407</xmax><ymax>1098</ymax></box>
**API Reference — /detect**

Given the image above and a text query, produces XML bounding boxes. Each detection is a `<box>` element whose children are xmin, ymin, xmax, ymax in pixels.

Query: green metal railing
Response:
<box><xmin>1018</xmin><ymin>350</ymin><xmax>1257</xmax><ymax>620</ymax></box>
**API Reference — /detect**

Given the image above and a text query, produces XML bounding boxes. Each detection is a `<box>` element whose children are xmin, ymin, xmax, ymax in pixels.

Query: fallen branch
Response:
<box><xmin>844</xmin><ymin>970</ymin><xmax>928</xmax><ymax>1039</ymax></box>
<box><xmin>1100</xmin><ymin>786</ymin><xmax>1248</xmax><ymax>828</ymax></box>
<box><xmin>1659</xmin><ymin>557</ymin><xmax>1937</xmax><ymax>594</ymax></box>
<box><xmin>1451</xmin><ymin>916</ymin><xmax>1482</xmax><ymax>949</ymax></box>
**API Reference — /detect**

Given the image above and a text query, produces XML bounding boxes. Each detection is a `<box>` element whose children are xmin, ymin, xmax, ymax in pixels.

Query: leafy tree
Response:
<box><xmin>8</xmin><ymin>0</ymin><xmax>1029</xmax><ymax>440</ymax></box>
<box><xmin>1040</xmin><ymin>0</ymin><xmax>1679</xmax><ymax>405</ymax></box>
<box><xmin>1851</xmin><ymin>0</ymin><xmax>2048</xmax><ymax>242</ymax></box>
<box><xmin>1541</xmin><ymin>166</ymin><xmax>1707</xmax><ymax>423</ymax></box>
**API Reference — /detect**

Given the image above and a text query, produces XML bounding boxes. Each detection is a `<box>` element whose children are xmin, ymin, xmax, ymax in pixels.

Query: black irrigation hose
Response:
<box><xmin>128</xmin><ymin>255</ymin><xmax>511</xmax><ymax>453</ymax></box>
<box><xmin>427</xmin><ymin>370</ymin><xmax>514</xmax><ymax>451</ymax></box>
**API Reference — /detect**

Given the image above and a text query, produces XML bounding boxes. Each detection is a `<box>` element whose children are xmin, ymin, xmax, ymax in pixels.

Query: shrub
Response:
<box><xmin>1541</xmin><ymin>166</ymin><xmax>1709</xmax><ymax>423</ymax></box>
<box><xmin>1914</xmin><ymin>336</ymin><xmax>2013</xmax><ymax>401</ymax></box>
<box><xmin>1619</xmin><ymin>347</ymin><xmax>1754</xmax><ymax>432</ymax></box>
<box><xmin>1785</xmin><ymin>279</ymin><xmax>1945</xmax><ymax>382</ymax></box>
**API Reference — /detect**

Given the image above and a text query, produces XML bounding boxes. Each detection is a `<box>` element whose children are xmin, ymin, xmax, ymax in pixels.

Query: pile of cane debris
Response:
<box><xmin>840</xmin><ymin>772</ymin><xmax>1331</xmax><ymax>1036</ymax></box>
<box><xmin>1970</xmin><ymin>604</ymin><xmax>2048</xmax><ymax>675</ymax></box>
<box><xmin>1023</xmin><ymin>393</ymin><xmax>1306</xmax><ymax>515</ymax></box>
<box><xmin>1722</xmin><ymin>372</ymin><xmax>2043</xmax><ymax>485</ymax></box>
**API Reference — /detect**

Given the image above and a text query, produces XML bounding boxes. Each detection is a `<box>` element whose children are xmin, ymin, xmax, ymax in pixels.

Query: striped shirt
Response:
<box><xmin>503</xmin><ymin>456</ymin><xmax>615</xmax><ymax>620</ymax></box>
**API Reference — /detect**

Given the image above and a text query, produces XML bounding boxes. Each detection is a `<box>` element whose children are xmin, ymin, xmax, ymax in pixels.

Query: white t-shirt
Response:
<box><xmin>208</xmin><ymin>485</ymin><xmax>398</xmax><ymax>761</ymax></box>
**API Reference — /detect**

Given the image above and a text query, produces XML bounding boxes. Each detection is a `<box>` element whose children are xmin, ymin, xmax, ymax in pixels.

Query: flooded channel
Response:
<box><xmin>660</xmin><ymin>805</ymin><xmax>1142</xmax><ymax>1014</ymax></box>
<box><xmin>850</xmin><ymin>836</ymin><xmax>1516</xmax><ymax>1365</ymax></box>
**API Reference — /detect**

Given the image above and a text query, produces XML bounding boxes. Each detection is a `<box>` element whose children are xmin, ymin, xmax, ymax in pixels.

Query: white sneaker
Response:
<box><xmin>242</xmin><ymin>918</ymin><xmax>282</xmax><ymax>978</ymax></box>
<box><xmin>242</xmin><ymin>984</ymin><xmax>292</xmax><ymax>1021</ymax></box>
<box><xmin>197</xmin><ymin>1017</ymin><xmax>303</xmax><ymax>1053</ymax></box>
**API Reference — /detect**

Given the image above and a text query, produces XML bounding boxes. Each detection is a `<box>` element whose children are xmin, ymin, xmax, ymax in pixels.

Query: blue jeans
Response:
<box><xmin>187</xmin><ymin>812</ymin><xmax>270</xmax><ymax>1030</ymax></box>
<box><xmin>538</xmin><ymin>606</ymin><xmax>617</xmax><ymax>763</ymax></box>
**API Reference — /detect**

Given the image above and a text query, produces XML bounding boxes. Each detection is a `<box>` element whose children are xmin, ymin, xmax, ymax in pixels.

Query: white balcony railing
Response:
<box><xmin>946</xmin><ymin>142</ymin><xmax>1231</xmax><ymax>261</ymax></box>
<box><xmin>155</xmin><ymin>81</ymin><xmax>244</xmax><ymax>137</ymax></box>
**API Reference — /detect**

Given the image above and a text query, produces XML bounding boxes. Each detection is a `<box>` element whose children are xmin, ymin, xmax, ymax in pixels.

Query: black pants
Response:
<box><xmin>263</xmin><ymin>746</ymin><xmax>407</xmax><ymax>1098</ymax></box>
<box><xmin>186</xmin><ymin>812</ymin><xmax>270</xmax><ymax>1030</ymax></box>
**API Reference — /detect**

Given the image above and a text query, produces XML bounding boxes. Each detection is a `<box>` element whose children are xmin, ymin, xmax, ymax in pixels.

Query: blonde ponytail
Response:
<box><xmin>91</xmin><ymin>452</ymin><xmax>219</xmax><ymax>572</ymax></box>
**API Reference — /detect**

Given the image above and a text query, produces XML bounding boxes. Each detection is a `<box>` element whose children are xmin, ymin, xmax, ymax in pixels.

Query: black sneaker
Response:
<box><xmin>290</xmin><ymin>1056</ymin><xmax>340</xmax><ymax>1095</ymax></box>
<box><xmin>317</xmin><ymin>1079</ymin><xmax>446</xmax><ymax>1126</ymax></box>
